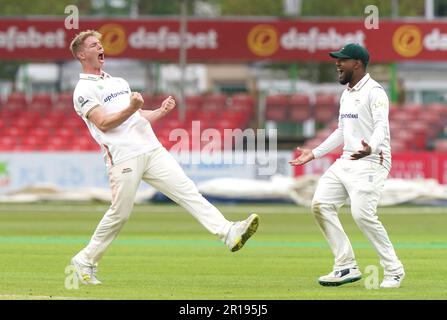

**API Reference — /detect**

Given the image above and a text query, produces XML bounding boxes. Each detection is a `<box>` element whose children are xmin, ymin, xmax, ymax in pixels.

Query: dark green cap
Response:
<box><xmin>329</xmin><ymin>43</ymin><xmax>370</xmax><ymax>66</ymax></box>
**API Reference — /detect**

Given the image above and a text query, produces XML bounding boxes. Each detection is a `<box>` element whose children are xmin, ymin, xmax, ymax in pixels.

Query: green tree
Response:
<box><xmin>0</xmin><ymin>0</ymin><xmax>92</xmax><ymax>15</ymax></box>
<box><xmin>218</xmin><ymin>0</ymin><xmax>282</xmax><ymax>16</ymax></box>
<box><xmin>301</xmin><ymin>0</ymin><xmax>424</xmax><ymax>17</ymax></box>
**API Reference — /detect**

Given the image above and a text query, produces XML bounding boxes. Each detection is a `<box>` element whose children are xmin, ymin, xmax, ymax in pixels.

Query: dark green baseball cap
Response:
<box><xmin>329</xmin><ymin>43</ymin><xmax>370</xmax><ymax>66</ymax></box>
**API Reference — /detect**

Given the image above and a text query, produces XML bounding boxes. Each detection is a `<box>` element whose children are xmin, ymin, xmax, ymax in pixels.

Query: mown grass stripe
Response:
<box><xmin>1</xmin><ymin>204</ymin><xmax>447</xmax><ymax>215</ymax></box>
<box><xmin>0</xmin><ymin>236</ymin><xmax>446</xmax><ymax>249</ymax></box>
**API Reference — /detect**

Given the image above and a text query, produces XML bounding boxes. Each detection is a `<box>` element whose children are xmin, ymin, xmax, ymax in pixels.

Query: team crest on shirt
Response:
<box><xmin>77</xmin><ymin>96</ymin><xmax>89</xmax><ymax>108</ymax></box>
<box><xmin>373</xmin><ymin>101</ymin><xmax>387</xmax><ymax>109</ymax></box>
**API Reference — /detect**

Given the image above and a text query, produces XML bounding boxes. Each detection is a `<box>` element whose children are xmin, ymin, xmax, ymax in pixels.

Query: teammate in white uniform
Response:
<box><xmin>290</xmin><ymin>44</ymin><xmax>405</xmax><ymax>288</ymax></box>
<box><xmin>68</xmin><ymin>30</ymin><xmax>259</xmax><ymax>285</ymax></box>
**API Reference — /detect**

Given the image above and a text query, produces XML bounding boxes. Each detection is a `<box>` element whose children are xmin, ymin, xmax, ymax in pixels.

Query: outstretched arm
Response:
<box><xmin>289</xmin><ymin>127</ymin><xmax>343</xmax><ymax>166</ymax></box>
<box><xmin>289</xmin><ymin>147</ymin><xmax>315</xmax><ymax>166</ymax></box>
<box><xmin>312</xmin><ymin>127</ymin><xmax>344</xmax><ymax>159</ymax></box>
<box><xmin>139</xmin><ymin>95</ymin><xmax>176</xmax><ymax>124</ymax></box>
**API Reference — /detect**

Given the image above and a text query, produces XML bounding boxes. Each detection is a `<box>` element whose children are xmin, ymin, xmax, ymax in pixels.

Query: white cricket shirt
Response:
<box><xmin>312</xmin><ymin>73</ymin><xmax>391</xmax><ymax>170</ymax></box>
<box><xmin>73</xmin><ymin>72</ymin><xmax>161</xmax><ymax>167</ymax></box>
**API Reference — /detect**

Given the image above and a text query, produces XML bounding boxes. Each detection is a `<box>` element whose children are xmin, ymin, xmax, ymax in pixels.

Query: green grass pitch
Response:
<box><xmin>0</xmin><ymin>202</ymin><xmax>446</xmax><ymax>300</ymax></box>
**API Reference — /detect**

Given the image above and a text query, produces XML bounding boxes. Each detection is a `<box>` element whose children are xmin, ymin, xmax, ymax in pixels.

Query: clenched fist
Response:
<box><xmin>130</xmin><ymin>92</ymin><xmax>144</xmax><ymax>111</ymax></box>
<box><xmin>160</xmin><ymin>96</ymin><xmax>176</xmax><ymax>116</ymax></box>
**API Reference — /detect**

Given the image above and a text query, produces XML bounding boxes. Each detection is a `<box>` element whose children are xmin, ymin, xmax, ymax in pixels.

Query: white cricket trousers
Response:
<box><xmin>311</xmin><ymin>159</ymin><xmax>404</xmax><ymax>276</ymax></box>
<box><xmin>76</xmin><ymin>146</ymin><xmax>233</xmax><ymax>266</ymax></box>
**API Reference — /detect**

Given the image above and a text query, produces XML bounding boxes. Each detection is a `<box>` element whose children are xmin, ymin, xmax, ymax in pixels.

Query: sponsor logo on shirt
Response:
<box><xmin>340</xmin><ymin>113</ymin><xmax>359</xmax><ymax>119</ymax></box>
<box><xmin>104</xmin><ymin>90</ymin><xmax>129</xmax><ymax>103</ymax></box>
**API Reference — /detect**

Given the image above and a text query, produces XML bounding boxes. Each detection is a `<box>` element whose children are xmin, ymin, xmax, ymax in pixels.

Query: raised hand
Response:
<box><xmin>289</xmin><ymin>147</ymin><xmax>315</xmax><ymax>166</ymax></box>
<box><xmin>160</xmin><ymin>96</ymin><xmax>176</xmax><ymax>116</ymax></box>
<box><xmin>130</xmin><ymin>92</ymin><xmax>144</xmax><ymax>111</ymax></box>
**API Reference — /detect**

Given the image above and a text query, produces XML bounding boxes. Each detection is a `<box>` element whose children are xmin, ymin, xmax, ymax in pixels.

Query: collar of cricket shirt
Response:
<box><xmin>347</xmin><ymin>73</ymin><xmax>371</xmax><ymax>92</ymax></box>
<box><xmin>79</xmin><ymin>71</ymin><xmax>111</xmax><ymax>81</ymax></box>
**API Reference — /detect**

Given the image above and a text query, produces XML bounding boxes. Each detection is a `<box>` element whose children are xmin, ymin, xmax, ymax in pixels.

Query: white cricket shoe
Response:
<box><xmin>318</xmin><ymin>267</ymin><xmax>362</xmax><ymax>287</ymax></box>
<box><xmin>380</xmin><ymin>273</ymin><xmax>405</xmax><ymax>288</ymax></box>
<box><xmin>225</xmin><ymin>214</ymin><xmax>259</xmax><ymax>252</ymax></box>
<box><xmin>71</xmin><ymin>256</ymin><xmax>102</xmax><ymax>285</ymax></box>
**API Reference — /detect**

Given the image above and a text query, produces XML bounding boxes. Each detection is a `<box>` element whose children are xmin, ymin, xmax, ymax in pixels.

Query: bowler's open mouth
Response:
<box><xmin>98</xmin><ymin>53</ymin><xmax>105</xmax><ymax>62</ymax></box>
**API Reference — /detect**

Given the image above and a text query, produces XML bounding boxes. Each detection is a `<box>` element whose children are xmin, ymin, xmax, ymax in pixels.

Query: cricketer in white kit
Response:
<box><xmin>290</xmin><ymin>43</ymin><xmax>405</xmax><ymax>288</ymax></box>
<box><xmin>68</xmin><ymin>30</ymin><xmax>259</xmax><ymax>285</ymax></box>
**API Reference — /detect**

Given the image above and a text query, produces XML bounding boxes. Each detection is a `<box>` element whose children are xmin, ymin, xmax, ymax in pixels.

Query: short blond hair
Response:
<box><xmin>69</xmin><ymin>30</ymin><xmax>102</xmax><ymax>59</ymax></box>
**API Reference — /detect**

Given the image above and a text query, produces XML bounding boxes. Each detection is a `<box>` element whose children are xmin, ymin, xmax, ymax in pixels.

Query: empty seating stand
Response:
<box><xmin>0</xmin><ymin>91</ymin><xmax>255</xmax><ymax>152</ymax></box>
<box><xmin>304</xmin><ymin>102</ymin><xmax>447</xmax><ymax>153</ymax></box>
<box><xmin>313</xmin><ymin>94</ymin><xmax>339</xmax><ymax>124</ymax></box>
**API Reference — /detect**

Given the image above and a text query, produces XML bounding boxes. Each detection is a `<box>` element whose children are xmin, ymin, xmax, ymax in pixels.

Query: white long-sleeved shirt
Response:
<box><xmin>73</xmin><ymin>72</ymin><xmax>161</xmax><ymax>167</ymax></box>
<box><xmin>312</xmin><ymin>73</ymin><xmax>391</xmax><ymax>171</ymax></box>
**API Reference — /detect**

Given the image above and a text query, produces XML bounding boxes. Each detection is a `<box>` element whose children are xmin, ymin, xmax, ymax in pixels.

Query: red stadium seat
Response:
<box><xmin>30</xmin><ymin>92</ymin><xmax>53</xmax><ymax>112</ymax></box>
<box><xmin>4</xmin><ymin>127</ymin><xmax>27</xmax><ymax>138</ymax></box>
<box><xmin>150</xmin><ymin>94</ymin><xmax>176</xmax><ymax>109</ymax></box>
<box><xmin>388</xmin><ymin>104</ymin><xmax>400</xmax><ymax>120</ymax></box>
<box><xmin>185</xmin><ymin>95</ymin><xmax>204</xmax><ymax>111</ymax></box>
<box><xmin>419</xmin><ymin>112</ymin><xmax>443</xmax><ymax>131</ymax></box>
<box><xmin>203</xmin><ymin>93</ymin><xmax>227</xmax><ymax>109</ymax></box>
<box><xmin>165</xmin><ymin>118</ymin><xmax>184</xmax><ymax>130</ymax></box>
<box><xmin>392</xmin><ymin>110</ymin><xmax>414</xmax><ymax>122</ymax></box>
<box><xmin>11</xmin><ymin>118</ymin><xmax>34</xmax><ymax>130</ymax></box>
<box><xmin>140</xmin><ymin>93</ymin><xmax>154</xmax><ymax>110</ymax></box>
<box><xmin>20</xmin><ymin>136</ymin><xmax>43</xmax><ymax>150</ymax></box>
<box><xmin>21</xmin><ymin>109</ymin><xmax>42</xmax><ymax>122</ymax></box>
<box><xmin>45</xmin><ymin>109</ymin><xmax>67</xmax><ymax>123</ymax></box>
<box><xmin>0</xmin><ymin>136</ymin><xmax>16</xmax><ymax>150</ymax></box>
<box><xmin>427</xmin><ymin>103</ymin><xmax>447</xmax><ymax>126</ymax></box>
<box><xmin>53</xmin><ymin>92</ymin><xmax>74</xmax><ymax>111</ymax></box>
<box><xmin>434</xmin><ymin>139</ymin><xmax>447</xmax><ymax>151</ymax></box>
<box><xmin>265</xmin><ymin>94</ymin><xmax>288</xmax><ymax>122</ymax></box>
<box><xmin>55</xmin><ymin>127</ymin><xmax>75</xmax><ymax>140</ymax></box>
<box><xmin>390</xmin><ymin>139</ymin><xmax>407</xmax><ymax>152</ymax></box>
<box><xmin>214</xmin><ymin>119</ymin><xmax>237</xmax><ymax>131</ymax></box>
<box><xmin>392</xmin><ymin>131</ymin><xmax>416</xmax><ymax>150</ymax></box>
<box><xmin>29</xmin><ymin>127</ymin><xmax>50</xmax><ymax>140</ymax></box>
<box><xmin>406</xmin><ymin>122</ymin><xmax>428</xmax><ymax>150</ymax></box>
<box><xmin>315</xmin><ymin>128</ymin><xmax>333</xmax><ymax>140</ymax></box>
<box><xmin>304</xmin><ymin>137</ymin><xmax>323</xmax><ymax>149</ymax></box>
<box><xmin>47</xmin><ymin>137</ymin><xmax>68</xmax><ymax>150</ymax></box>
<box><xmin>313</xmin><ymin>94</ymin><xmax>339</xmax><ymax>123</ymax></box>
<box><xmin>230</xmin><ymin>93</ymin><xmax>254</xmax><ymax>114</ymax></box>
<box><xmin>289</xmin><ymin>94</ymin><xmax>311</xmax><ymax>122</ymax></box>
<box><xmin>266</xmin><ymin>94</ymin><xmax>288</xmax><ymax>107</ymax></box>
<box><xmin>220</xmin><ymin>111</ymin><xmax>248</xmax><ymax>128</ymax></box>
<box><xmin>328</xmin><ymin>119</ymin><xmax>339</xmax><ymax>131</ymax></box>
<box><xmin>4</xmin><ymin>92</ymin><xmax>28</xmax><ymax>111</ymax></box>
<box><xmin>404</xmin><ymin>103</ymin><xmax>423</xmax><ymax>120</ymax></box>
<box><xmin>37</xmin><ymin>118</ymin><xmax>58</xmax><ymax>131</ymax></box>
